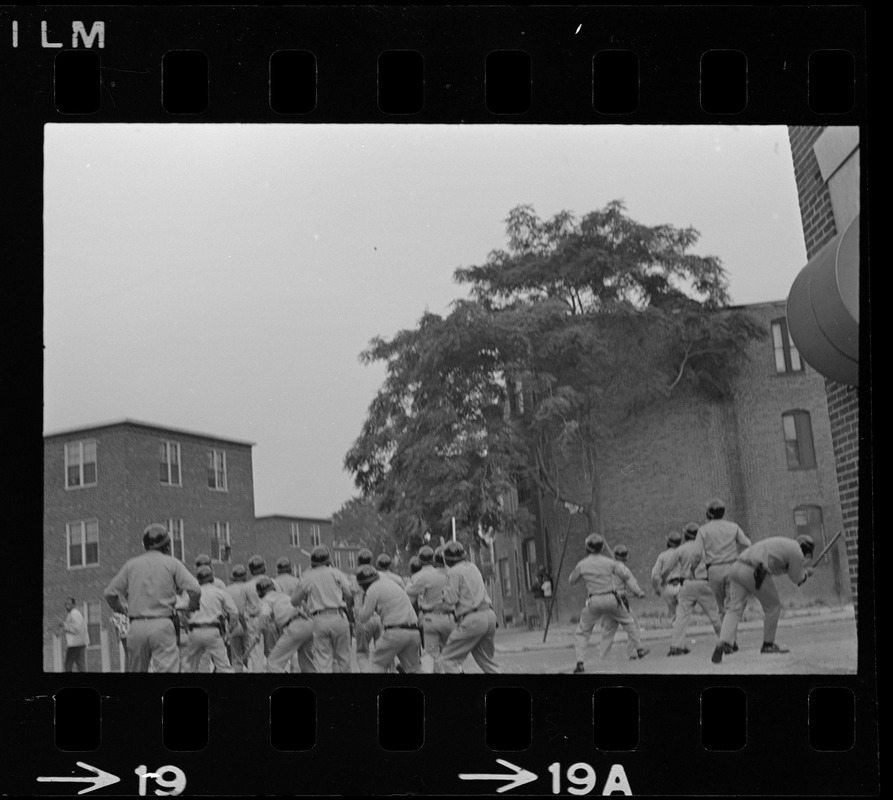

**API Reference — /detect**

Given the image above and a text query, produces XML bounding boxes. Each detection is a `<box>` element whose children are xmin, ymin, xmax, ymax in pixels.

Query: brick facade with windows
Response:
<box><xmin>787</xmin><ymin>125</ymin><xmax>861</xmax><ymax>612</ymax></box>
<box><xmin>43</xmin><ymin>420</ymin><xmax>256</xmax><ymax>671</ymax></box>
<box><xmin>253</xmin><ymin>515</ymin><xmax>337</xmax><ymax>578</ymax></box>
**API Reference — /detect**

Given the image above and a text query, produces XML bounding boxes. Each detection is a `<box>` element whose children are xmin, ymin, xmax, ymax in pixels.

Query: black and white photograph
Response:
<box><xmin>42</xmin><ymin>122</ymin><xmax>861</xmax><ymax>677</ymax></box>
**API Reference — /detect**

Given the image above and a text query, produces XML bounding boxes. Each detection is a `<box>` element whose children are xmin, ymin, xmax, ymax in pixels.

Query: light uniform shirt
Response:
<box><xmin>359</xmin><ymin>577</ymin><xmax>418</xmax><ymax>628</ymax></box>
<box><xmin>260</xmin><ymin>590</ymin><xmax>307</xmax><ymax>629</ymax></box>
<box><xmin>737</xmin><ymin>537</ymin><xmax>808</xmax><ymax>585</ymax></box>
<box><xmin>569</xmin><ymin>554</ymin><xmax>642</xmax><ymax>597</ymax></box>
<box><xmin>244</xmin><ymin>575</ymin><xmax>282</xmax><ymax>612</ymax></box>
<box><xmin>104</xmin><ymin>550</ymin><xmax>200</xmax><ymax>617</ymax></box>
<box><xmin>379</xmin><ymin>570</ymin><xmax>406</xmax><ymax>589</ymax></box>
<box><xmin>291</xmin><ymin>566</ymin><xmax>352</xmax><ymax>613</ymax></box>
<box><xmin>695</xmin><ymin>520</ymin><xmax>752</xmax><ymax>566</ymax></box>
<box><xmin>405</xmin><ymin>565</ymin><xmax>451</xmax><ymax>611</ymax></box>
<box><xmin>189</xmin><ymin>584</ymin><xmax>239</xmax><ymax>626</ymax></box>
<box><xmin>651</xmin><ymin>548</ymin><xmax>683</xmax><ymax>588</ymax></box>
<box><xmin>63</xmin><ymin>608</ymin><xmax>89</xmax><ymax>647</ymax></box>
<box><xmin>275</xmin><ymin>573</ymin><xmax>301</xmax><ymax>597</ymax></box>
<box><xmin>226</xmin><ymin>581</ymin><xmax>252</xmax><ymax>615</ymax></box>
<box><xmin>662</xmin><ymin>540</ymin><xmax>708</xmax><ymax>581</ymax></box>
<box><xmin>442</xmin><ymin>561</ymin><xmax>492</xmax><ymax>618</ymax></box>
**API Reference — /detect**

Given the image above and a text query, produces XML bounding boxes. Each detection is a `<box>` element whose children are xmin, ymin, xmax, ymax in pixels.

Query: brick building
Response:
<box><xmin>491</xmin><ymin>299</ymin><xmax>850</xmax><ymax>627</ymax></box>
<box><xmin>253</xmin><ymin>515</ymin><xmax>360</xmax><ymax>577</ymax></box>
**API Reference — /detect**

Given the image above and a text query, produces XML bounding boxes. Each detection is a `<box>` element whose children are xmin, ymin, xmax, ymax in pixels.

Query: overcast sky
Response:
<box><xmin>44</xmin><ymin>123</ymin><xmax>808</xmax><ymax>518</ymax></box>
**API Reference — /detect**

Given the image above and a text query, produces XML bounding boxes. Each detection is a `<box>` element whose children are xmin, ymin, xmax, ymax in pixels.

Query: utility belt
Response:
<box><xmin>188</xmin><ymin>622</ymin><xmax>220</xmax><ymax>631</ymax></box>
<box><xmin>666</xmin><ymin>577</ymin><xmax>686</xmax><ymax>587</ymax></box>
<box><xmin>129</xmin><ymin>615</ymin><xmax>173</xmax><ymax>621</ymax></box>
<box><xmin>588</xmin><ymin>590</ymin><xmax>625</xmax><ymax>609</ymax></box>
<box><xmin>311</xmin><ymin>607</ymin><xmax>346</xmax><ymax>618</ymax></box>
<box><xmin>384</xmin><ymin>624</ymin><xmax>420</xmax><ymax>632</ymax></box>
<box><xmin>706</xmin><ymin>560</ymin><xmax>735</xmax><ymax>570</ymax></box>
<box><xmin>455</xmin><ymin>603</ymin><xmax>491</xmax><ymax>622</ymax></box>
<box><xmin>421</xmin><ymin>605</ymin><xmax>452</xmax><ymax>616</ymax></box>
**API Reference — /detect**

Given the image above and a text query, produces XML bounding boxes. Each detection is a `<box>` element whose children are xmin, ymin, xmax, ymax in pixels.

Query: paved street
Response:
<box><xmin>460</xmin><ymin>605</ymin><xmax>858</xmax><ymax>675</ymax></box>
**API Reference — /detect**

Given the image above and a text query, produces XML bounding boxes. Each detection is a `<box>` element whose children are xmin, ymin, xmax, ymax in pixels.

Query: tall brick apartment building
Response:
<box><xmin>43</xmin><ymin>419</ymin><xmax>359</xmax><ymax>672</ymax></box>
<box><xmin>490</xmin><ymin>300</ymin><xmax>851</xmax><ymax>627</ymax></box>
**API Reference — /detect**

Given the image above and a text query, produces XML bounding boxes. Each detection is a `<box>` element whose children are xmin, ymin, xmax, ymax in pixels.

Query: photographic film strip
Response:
<box><xmin>3</xmin><ymin>5</ymin><xmax>874</xmax><ymax>797</ymax></box>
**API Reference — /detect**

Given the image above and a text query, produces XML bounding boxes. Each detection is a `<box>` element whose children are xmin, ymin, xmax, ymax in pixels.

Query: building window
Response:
<box><xmin>348</xmin><ymin>551</ymin><xmax>357</xmax><ymax>570</ymax></box>
<box><xmin>168</xmin><ymin>519</ymin><xmax>185</xmax><ymax>562</ymax></box>
<box><xmin>296</xmin><ymin>563</ymin><xmax>303</xmax><ymax>578</ymax></box>
<box><xmin>65</xmin><ymin>440</ymin><xmax>97</xmax><ymax>489</ymax></box>
<box><xmin>333</xmin><ymin>551</ymin><xmax>343</xmax><ymax>570</ymax></box>
<box><xmin>782</xmin><ymin>410</ymin><xmax>817</xmax><ymax>470</ymax></box>
<box><xmin>67</xmin><ymin>520</ymin><xmax>99</xmax><ymax>568</ymax></box>
<box><xmin>211</xmin><ymin>522</ymin><xmax>231</xmax><ymax>563</ymax></box>
<box><xmin>207</xmin><ymin>449</ymin><xmax>227</xmax><ymax>491</ymax></box>
<box><xmin>160</xmin><ymin>440</ymin><xmax>181</xmax><ymax>486</ymax></box>
<box><xmin>86</xmin><ymin>601</ymin><xmax>102</xmax><ymax>648</ymax></box>
<box><xmin>499</xmin><ymin>558</ymin><xmax>512</xmax><ymax>598</ymax></box>
<box><xmin>309</xmin><ymin>524</ymin><xmax>321</xmax><ymax>548</ymax></box>
<box><xmin>522</xmin><ymin>539</ymin><xmax>538</xmax><ymax>590</ymax></box>
<box><xmin>772</xmin><ymin>318</ymin><xmax>804</xmax><ymax>374</ymax></box>
<box><xmin>289</xmin><ymin>523</ymin><xmax>300</xmax><ymax>548</ymax></box>
<box><xmin>794</xmin><ymin>505</ymin><xmax>825</xmax><ymax>543</ymax></box>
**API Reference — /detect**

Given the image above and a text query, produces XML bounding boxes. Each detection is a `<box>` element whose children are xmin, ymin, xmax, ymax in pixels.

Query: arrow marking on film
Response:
<box><xmin>37</xmin><ymin>762</ymin><xmax>121</xmax><ymax>795</ymax></box>
<box><xmin>459</xmin><ymin>759</ymin><xmax>538</xmax><ymax>793</ymax></box>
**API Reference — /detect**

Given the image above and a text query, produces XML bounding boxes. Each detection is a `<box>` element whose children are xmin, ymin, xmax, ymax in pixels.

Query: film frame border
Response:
<box><xmin>3</xmin><ymin>4</ymin><xmax>874</xmax><ymax>797</ymax></box>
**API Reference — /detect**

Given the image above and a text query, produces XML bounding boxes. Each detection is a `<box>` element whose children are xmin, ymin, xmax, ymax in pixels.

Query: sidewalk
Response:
<box><xmin>494</xmin><ymin>603</ymin><xmax>856</xmax><ymax>654</ymax></box>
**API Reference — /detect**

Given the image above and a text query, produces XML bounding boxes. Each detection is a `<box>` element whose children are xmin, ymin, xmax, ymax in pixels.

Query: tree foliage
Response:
<box><xmin>345</xmin><ymin>201</ymin><xmax>765</xmax><ymax>545</ymax></box>
<box><xmin>331</xmin><ymin>496</ymin><xmax>404</xmax><ymax>559</ymax></box>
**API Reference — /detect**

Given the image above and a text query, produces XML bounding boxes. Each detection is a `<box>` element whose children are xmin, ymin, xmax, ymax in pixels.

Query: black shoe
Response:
<box><xmin>761</xmin><ymin>642</ymin><xmax>790</xmax><ymax>654</ymax></box>
<box><xmin>722</xmin><ymin>642</ymin><xmax>737</xmax><ymax>655</ymax></box>
<box><xmin>667</xmin><ymin>647</ymin><xmax>687</xmax><ymax>657</ymax></box>
<box><xmin>635</xmin><ymin>648</ymin><xmax>650</xmax><ymax>659</ymax></box>
<box><xmin>711</xmin><ymin>644</ymin><xmax>724</xmax><ymax>664</ymax></box>
<box><xmin>573</xmin><ymin>662</ymin><xmax>585</xmax><ymax>673</ymax></box>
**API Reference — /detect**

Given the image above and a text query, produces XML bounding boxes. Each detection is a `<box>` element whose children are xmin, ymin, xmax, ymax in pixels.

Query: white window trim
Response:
<box><xmin>290</xmin><ymin>522</ymin><xmax>300</xmax><ymax>548</ymax></box>
<box><xmin>208</xmin><ymin>449</ymin><xmax>228</xmax><ymax>491</ymax></box>
<box><xmin>212</xmin><ymin>521</ymin><xmax>231</xmax><ymax>563</ymax></box>
<box><xmin>168</xmin><ymin>518</ymin><xmax>186</xmax><ymax>562</ymax></box>
<box><xmin>66</xmin><ymin>519</ymin><xmax>100</xmax><ymax>570</ymax></box>
<box><xmin>160</xmin><ymin>440</ymin><xmax>182</xmax><ymax>487</ymax></box>
<box><xmin>309</xmin><ymin>524</ymin><xmax>321</xmax><ymax>548</ymax></box>
<box><xmin>64</xmin><ymin>440</ymin><xmax>98</xmax><ymax>490</ymax></box>
<box><xmin>84</xmin><ymin>601</ymin><xmax>102</xmax><ymax>649</ymax></box>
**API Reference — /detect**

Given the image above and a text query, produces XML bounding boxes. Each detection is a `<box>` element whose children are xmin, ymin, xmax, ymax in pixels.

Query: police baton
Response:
<box><xmin>810</xmin><ymin>530</ymin><xmax>844</xmax><ymax>567</ymax></box>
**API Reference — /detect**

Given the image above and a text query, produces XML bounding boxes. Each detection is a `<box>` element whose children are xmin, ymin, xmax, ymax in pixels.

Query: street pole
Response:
<box><xmin>542</xmin><ymin>508</ymin><xmax>576</xmax><ymax>643</ymax></box>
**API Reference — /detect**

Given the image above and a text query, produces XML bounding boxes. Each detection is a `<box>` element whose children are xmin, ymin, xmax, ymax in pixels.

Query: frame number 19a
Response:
<box><xmin>548</xmin><ymin>762</ymin><xmax>632</xmax><ymax>796</ymax></box>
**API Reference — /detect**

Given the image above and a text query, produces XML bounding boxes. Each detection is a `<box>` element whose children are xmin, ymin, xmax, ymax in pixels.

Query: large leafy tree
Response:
<box><xmin>345</xmin><ymin>201</ymin><xmax>764</xmax><ymax>546</ymax></box>
<box><xmin>331</xmin><ymin>496</ymin><xmax>404</xmax><ymax>560</ymax></box>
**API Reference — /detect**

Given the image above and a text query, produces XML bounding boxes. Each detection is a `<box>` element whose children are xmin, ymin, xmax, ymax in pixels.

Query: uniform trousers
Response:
<box><xmin>441</xmin><ymin>609</ymin><xmax>501</xmax><ymax>674</ymax></box>
<box><xmin>671</xmin><ymin>579</ymin><xmax>722</xmax><ymax>649</ymax></box>
<box><xmin>574</xmin><ymin>594</ymin><xmax>639</xmax><ymax>664</ymax></box>
<box><xmin>183</xmin><ymin>627</ymin><xmax>234</xmax><ymax>673</ymax></box>
<box><xmin>720</xmin><ymin>561</ymin><xmax>782</xmax><ymax>646</ymax></box>
<box><xmin>371</xmin><ymin>628</ymin><xmax>422</xmax><ymax>673</ymax></box>
<box><xmin>228</xmin><ymin>625</ymin><xmax>247</xmax><ymax>673</ymax></box>
<box><xmin>660</xmin><ymin>582</ymin><xmax>681</xmax><ymax>617</ymax></box>
<box><xmin>267</xmin><ymin>618</ymin><xmax>316</xmax><ymax>673</ymax></box>
<box><xmin>311</xmin><ymin>613</ymin><xmax>352</xmax><ymax>673</ymax></box>
<box><xmin>126</xmin><ymin>618</ymin><xmax>179</xmax><ymax>673</ymax></box>
<box><xmin>420</xmin><ymin>612</ymin><xmax>455</xmax><ymax>674</ymax></box>
<box><xmin>245</xmin><ymin>615</ymin><xmax>267</xmax><ymax>673</ymax></box>
<box><xmin>355</xmin><ymin>614</ymin><xmax>381</xmax><ymax>673</ymax></box>
<box><xmin>600</xmin><ymin>600</ymin><xmax>641</xmax><ymax>658</ymax></box>
<box><xmin>706</xmin><ymin>562</ymin><xmax>736</xmax><ymax>620</ymax></box>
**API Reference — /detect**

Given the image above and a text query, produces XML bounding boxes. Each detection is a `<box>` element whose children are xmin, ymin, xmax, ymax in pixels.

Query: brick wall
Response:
<box><xmin>252</xmin><ymin>516</ymin><xmax>335</xmax><ymax>577</ymax></box>
<box><xmin>788</xmin><ymin>125</ymin><xmax>860</xmax><ymax>613</ymax></box>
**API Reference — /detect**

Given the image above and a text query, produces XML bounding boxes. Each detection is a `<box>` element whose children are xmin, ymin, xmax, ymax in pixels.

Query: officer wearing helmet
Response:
<box><xmin>599</xmin><ymin>544</ymin><xmax>648</xmax><ymax>661</ymax></box>
<box><xmin>569</xmin><ymin>533</ymin><xmax>648</xmax><ymax>673</ymax></box>
<box><xmin>254</xmin><ymin>575</ymin><xmax>316</xmax><ymax>673</ymax></box>
<box><xmin>650</xmin><ymin>531</ymin><xmax>685</xmax><ymax>619</ymax></box>
<box><xmin>225</xmin><ymin>565</ymin><xmax>251</xmax><ymax>672</ymax></box>
<box><xmin>242</xmin><ymin>555</ymin><xmax>282</xmax><ymax>672</ymax></box>
<box><xmin>439</xmin><ymin>540</ymin><xmax>502</xmax><ymax>674</ymax></box>
<box><xmin>291</xmin><ymin>545</ymin><xmax>354</xmax><ymax>672</ymax></box>
<box><xmin>275</xmin><ymin>557</ymin><xmax>300</xmax><ymax>597</ymax></box>
<box><xmin>194</xmin><ymin>554</ymin><xmax>227</xmax><ymax>589</ymax></box>
<box><xmin>405</xmin><ymin>545</ymin><xmax>455</xmax><ymax>673</ymax></box>
<box><xmin>351</xmin><ymin>550</ymin><xmax>381</xmax><ymax>673</ymax></box>
<box><xmin>104</xmin><ymin>523</ymin><xmax>201</xmax><ymax>672</ymax></box>
<box><xmin>182</xmin><ymin>565</ymin><xmax>239</xmax><ymax>673</ymax></box>
<box><xmin>694</xmin><ymin>499</ymin><xmax>751</xmax><ymax>640</ymax></box>
<box><xmin>355</xmin><ymin>565</ymin><xmax>423</xmax><ymax>674</ymax></box>
<box><xmin>375</xmin><ymin>553</ymin><xmax>406</xmax><ymax>589</ymax></box>
<box><xmin>660</xmin><ymin>523</ymin><xmax>722</xmax><ymax>656</ymax></box>
<box><xmin>711</xmin><ymin>534</ymin><xmax>816</xmax><ymax>663</ymax></box>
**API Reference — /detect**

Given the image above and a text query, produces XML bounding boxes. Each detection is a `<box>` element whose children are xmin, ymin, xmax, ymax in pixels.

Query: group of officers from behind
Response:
<box><xmin>570</xmin><ymin>498</ymin><xmax>819</xmax><ymax>671</ymax></box>
<box><xmin>103</xmin><ymin>522</ymin><xmax>502</xmax><ymax>675</ymax></box>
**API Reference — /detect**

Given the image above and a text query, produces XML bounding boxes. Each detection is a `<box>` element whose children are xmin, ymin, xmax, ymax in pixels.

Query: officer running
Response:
<box><xmin>651</xmin><ymin>531</ymin><xmax>684</xmax><ymax>619</ymax></box>
<box><xmin>711</xmin><ymin>535</ymin><xmax>816</xmax><ymax>663</ymax></box>
<box><xmin>405</xmin><ymin>545</ymin><xmax>455</xmax><ymax>673</ymax></box>
<box><xmin>440</xmin><ymin>541</ymin><xmax>502</xmax><ymax>674</ymax></box>
<box><xmin>352</xmin><ymin>549</ymin><xmax>381</xmax><ymax>673</ymax></box>
<box><xmin>225</xmin><ymin>564</ymin><xmax>251</xmax><ymax>673</ymax></box>
<box><xmin>356</xmin><ymin>565</ymin><xmax>423</xmax><ymax>674</ymax></box>
<box><xmin>599</xmin><ymin>544</ymin><xmax>648</xmax><ymax>661</ymax></box>
<box><xmin>694</xmin><ymin>499</ymin><xmax>752</xmax><ymax>643</ymax></box>
<box><xmin>256</xmin><ymin>575</ymin><xmax>316</xmax><ymax>673</ymax></box>
<box><xmin>291</xmin><ymin>545</ymin><xmax>354</xmax><ymax>673</ymax></box>
<box><xmin>194</xmin><ymin>554</ymin><xmax>227</xmax><ymax>589</ymax></box>
<box><xmin>182</xmin><ymin>565</ymin><xmax>238</xmax><ymax>673</ymax></box>
<box><xmin>662</xmin><ymin>522</ymin><xmax>722</xmax><ymax>656</ymax></box>
<box><xmin>570</xmin><ymin>533</ymin><xmax>648</xmax><ymax>674</ymax></box>
<box><xmin>103</xmin><ymin>523</ymin><xmax>201</xmax><ymax>673</ymax></box>
<box><xmin>376</xmin><ymin>554</ymin><xmax>406</xmax><ymax>588</ymax></box>
<box><xmin>275</xmin><ymin>557</ymin><xmax>301</xmax><ymax>596</ymax></box>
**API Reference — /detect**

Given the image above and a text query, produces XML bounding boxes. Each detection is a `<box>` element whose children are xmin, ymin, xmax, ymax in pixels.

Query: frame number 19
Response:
<box><xmin>548</xmin><ymin>762</ymin><xmax>632</xmax><ymax>796</ymax></box>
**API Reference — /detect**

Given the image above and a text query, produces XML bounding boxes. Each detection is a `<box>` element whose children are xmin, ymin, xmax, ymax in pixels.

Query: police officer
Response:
<box><xmin>104</xmin><ymin>523</ymin><xmax>201</xmax><ymax>673</ymax></box>
<box><xmin>663</xmin><ymin>523</ymin><xmax>722</xmax><ymax>656</ymax></box>
<box><xmin>291</xmin><ymin>545</ymin><xmax>354</xmax><ymax>673</ymax></box>
<box><xmin>182</xmin><ymin>566</ymin><xmax>238</xmax><ymax>673</ymax></box>
<box><xmin>440</xmin><ymin>541</ymin><xmax>502</xmax><ymax>674</ymax></box>
<box><xmin>352</xmin><ymin>548</ymin><xmax>381</xmax><ymax>673</ymax></box>
<box><xmin>711</xmin><ymin>535</ymin><xmax>816</xmax><ymax>663</ymax></box>
<box><xmin>243</xmin><ymin>555</ymin><xmax>281</xmax><ymax>672</ymax></box>
<box><xmin>405</xmin><ymin>545</ymin><xmax>455</xmax><ymax>673</ymax></box>
<box><xmin>356</xmin><ymin>566</ymin><xmax>423</xmax><ymax>674</ymax></box>
<box><xmin>275</xmin><ymin>557</ymin><xmax>300</xmax><ymax>596</ymax></box>
<box><xmin>694</xmin><ymin>500</ymin><xmax>752</xmax><ymax>629</ymax></box>
<box><xmin>569</xmin><ymin>533</ymin><xmax>648</xmax><ymax>674</ymax></box>
<box><xmin>651</xmin><ymin>531</ymin><xmax>684</xmax><ymax>618</ymax></box>
<box><xmin>376</xmin><ymin>554</ymin><xmax>406</xmax><ymax>588</ymax></box>
<box><xmin>600</xmin><ymin>544</ymin><xmax>648</xmax><ymax>661</ymax></box>
<box><xmin>256</xmin><ymin>576</ymin><xmax>316</xmax><ymax>673</ymax></box>
<box><xmin>194</xmin><ymin>554</ymin><xmax>227</xmax><ymax>589</ymax></box>
<box><xmin>226</xmin><ymin>564</ymin><xmax>251</xmax><ymax>673</ymax></box>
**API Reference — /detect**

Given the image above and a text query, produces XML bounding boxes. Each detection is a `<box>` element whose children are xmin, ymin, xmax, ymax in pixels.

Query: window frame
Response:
<box><xmin>794</xmin><ymin>504</ymin><xmax>825</xmax><ymax>544</ymax></box>
<box><xmin>771</xmin><ymin>318</ymin><xmax>805</xmax><ymax>375</ymax></box>
<box><xmin>499</xmin><ymin>557</ymin><xmax>512</xmax><ymax>598</ymax></box>
<box><xmin>309</xmin><ymin>524</ymin><xmax>321</xmax><ymax>548</ymax></box>
<box><xmin>347</xmin><ymin>551</ymin><xmax>357</xmax><ymax>570</ymax></box>
<box><xmin>64</xmin><ymin>439</ymin><xmax>98</xmax><ymax>490</ymax></box>
<box><xmin>207</xmin><ymin>449</ymin><xmax>228</xmax><ymax>491</ymax></box>
<box><xmin>168</xmin><ymin>518</ymin><xmax>186</xmax><ymax>562</ymax></box>
<box><xmin>211</xmin><ymin>521</ymin><xmax>231</xmax><ymax>563</ymax></box>
<box><xmin>66</xmin><ymin>519</ymin><xmax>100</xmax><ymax>569</ymax></box>
<box><xmin>85</xmin><ymin>601</ymin><xmax>102</xmax><ymax>649</ymax></box>
<box><xmin>289</xmin><ymin>522</ymin><xmax>300</xmax><ymax>548</ymax></box>
<box><xmin>782</xmin><ymin>410</ymin><xmax>817</xmax><ymax>470</ymax></box>
<box><xmin>159</xmin><ymin>440</ymin><xmax>182</xmax><ymax>486</ymax></box>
